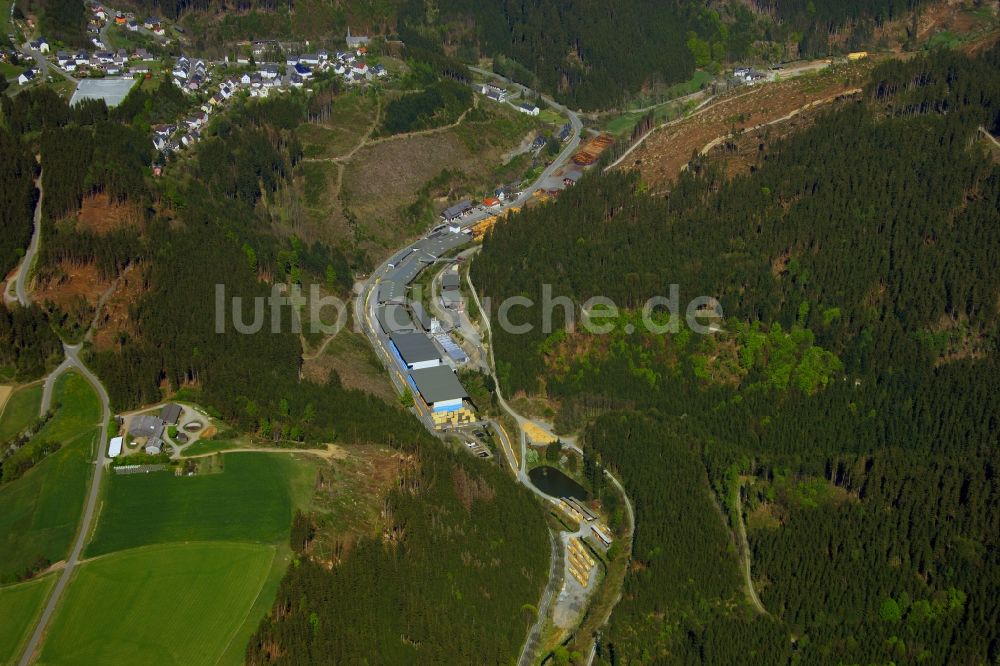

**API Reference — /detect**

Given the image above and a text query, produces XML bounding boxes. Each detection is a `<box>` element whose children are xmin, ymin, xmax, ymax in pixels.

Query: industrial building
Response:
<box><xmin>377</xmin><ymin>303</ymin><xmax>416</xmax><ymax>334</ymax></box>
<box><xmin>434</xmin><ymin>332</ymin><xmax>469</xmax><ymax>365</ymax></box>
<box><xmin>389</xmin><ymin>331</ymin><xmax>442</xmax><ymax>370</ymax></box>
<box><xmin>441</xmin><ymin>200</ymin><xmax>474</xmax><ymax>221</ymax></box>
<box><xmin>410</xmin><ymin>301</ymin><xmax>433</xmax><ymax>331</ymax></box>
<box><xmin>408</xmin><ymin>365</ymin><xmax>468</xmax><ymax>412</ymax></box>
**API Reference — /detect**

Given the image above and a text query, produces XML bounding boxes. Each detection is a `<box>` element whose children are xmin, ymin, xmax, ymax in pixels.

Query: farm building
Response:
<box><xmin>160</xmin><ymin>403</ymin><xmax>182</xmax><ymax>425</ymax></box>
<box><xmin>388</xmin><ymin>331</ymin><xmax>442</xmax><ymax>370</ymax></box>
<box><xmin>108</xmin><ymin>436</ymin><xmax>123</xmax><ymax>458</ymax></box>
<box><xmin>408</xmin><ymin>366</ymin><xmax>468</xmax><ymax>412</ymax></box>
<box><xmin>128</xmin><ymin>414</ymin><xmax>166</xmax><ymax>454</ymax></box>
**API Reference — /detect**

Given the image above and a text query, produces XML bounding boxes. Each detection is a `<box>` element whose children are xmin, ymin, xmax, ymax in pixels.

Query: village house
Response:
<box><xmin>518</xmin><ymin>102</ymin><xmax>540</xmax><ymax>116</ymax></box>
<box><xmin>258</xmin><ymin>63</ymin><xmax>280</xmax><ymax>79</ymax></box>
<box><xmin>481</xmin><ymin>83</ymin><xmax>507</xmax><ymax>102</ymax></box>
<box><xmin>345</xmin><ymin>26</ymin><xmax>369</xmax><ymax>49</ymax></box>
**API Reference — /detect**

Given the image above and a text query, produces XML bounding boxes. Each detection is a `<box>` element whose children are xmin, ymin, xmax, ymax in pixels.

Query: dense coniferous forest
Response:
<box><xmin>0</xmin><ymin>305</ymin><xmax>62</xmax><ymax>379</ymax></box>
<box><xmin>0</xmin><ymin>128</ymin><xmax>37</xmax><ymax>277</ymax></box>
<box><xmin>473</xmin><ymin>46</ymin><xmax>1000</xmax><ymax>662</ymax></box>
<box><xmin>20</xmin><ymin>0</ymin><xmax>88</xmax><ymax>46</ymax></box>
<box><xmin>248</xmin><ymin>439</ymin><xmax>549</xmax><ymax>665</ymax></box>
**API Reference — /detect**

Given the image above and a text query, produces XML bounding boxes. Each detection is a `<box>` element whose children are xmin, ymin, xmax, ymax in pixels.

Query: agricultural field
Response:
<box><xmin>0</xmin><ymin>372</ymin><xmax>100</xmax><ymax>583</ymax></box>
<box><xmin>37</xmin><ymin>542</ymin><xmax>274</xmax><ymax>665</ymax></box>
<box><xmin>85</xmin><ymin>452</ymin><xmax>317</xmax><ymax>556</ymax></box>
<box><xmin>0</xmin><ymin>574</ymin><xmax>55</xmax><ymax>665</ymax></box>
<box><xmin>0</xmin><ymin>382</ymin><xmax>41</xmax><ymax>440</ymax></box>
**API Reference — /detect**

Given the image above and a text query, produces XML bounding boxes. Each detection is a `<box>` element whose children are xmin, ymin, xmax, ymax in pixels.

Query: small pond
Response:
<box><xmin>528</xmin><ymin>466</ymin><xmax>588</xmax><ymax>500</ymax></box>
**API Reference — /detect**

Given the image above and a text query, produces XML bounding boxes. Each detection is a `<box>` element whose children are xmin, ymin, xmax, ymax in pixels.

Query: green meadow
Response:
<box><xmin>86</xmin><ymin>452</ymin><xmax>317</xmax><ymax>556</ymax></box>
<box><xmin>0</xmin><ymin>372</ymin><xmax>100</xmax><ymax>583</ymax></box>
<box><xmin>0</xmin><ymin>383</ymin><xmax>42</xmax><ymax>442</ymax></box>
<box><xmin>0</xmin><ymin>574</ymin><xmax>55</xmax><ymax>665</ymax></box>
<box><xmin>38</xmin><ymin>542</ymin><xmax>274</xmax><ymax>665</ymax></box>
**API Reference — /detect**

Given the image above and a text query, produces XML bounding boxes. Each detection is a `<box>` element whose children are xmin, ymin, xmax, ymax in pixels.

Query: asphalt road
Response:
<box><xmin>18</xmin><ymin>345</ymin><xmax>112</xmax><ymax>666</ymax></box>
<box><xmin>13</xmin><ymin>173</ymin><xmax>43</xmax><ymax>308</ymax></box>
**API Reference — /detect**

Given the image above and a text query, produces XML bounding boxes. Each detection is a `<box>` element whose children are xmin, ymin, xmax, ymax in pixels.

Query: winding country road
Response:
<box><xmin>19</xmin><ymin>343</ymin><xmax>112</xmax><ymax>666</ymax></box>
<box><xmin>5</xmin><ymin>172</ymin><xmax>43</xmax><ymax>308</ymax></box>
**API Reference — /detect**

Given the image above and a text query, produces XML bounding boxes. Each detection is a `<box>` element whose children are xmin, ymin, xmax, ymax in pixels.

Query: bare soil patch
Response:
<box><xmin>92</xmin><ymin>263</ymin><xmax>147</xmax><ymax>351</ymax></box>
<box><xmin>74</xmin><ymin>193</ymin><xmax>143</xmax><ymax>235</ymax></box>
<box><xmin>626</xmin><ymin>63</ymin><xmax>873</xmax><ymax>191</ymax></box>
<box><xmin>34</xmin><ymin>261</ymin><xmax>112</xmax><ymax>312</ymax></box>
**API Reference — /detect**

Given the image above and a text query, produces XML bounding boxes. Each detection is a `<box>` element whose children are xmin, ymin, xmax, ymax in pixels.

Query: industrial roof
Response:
<box><xmin>442</xmin><ymin>272</ymin><xmax>461</xmax><ymax>290</ymax></box>
<box><xmin>415</xmin><ymin>232</ymin><xmax>470</xmax><ymax>257</ymax></box>
<box><xmin>434</xmin><ymin>332</ymin><xmax>469</xmax><ymax>364</ymax></box>
<box><xmin>409</xmin><ymin>366</ymin><xmax>468</xmax><ymax>404</ymax></box>
<box><xmin>377</xmin><ymin>304</ymin><xmax>416</xmax><ymax>333</ymax></box>
<box><xmin>70</xmin><ymin>77</ymin><xmax>138</xmax><ymax>108</ymax></box>
<box><xmin>160</xmin><ymin>403</ymin><xmax>182</xmax><ymax>424</ymax></box>
<box><xmin>389</xmin><ymin>331</ymin><xmax>441</xmax><ymax>365</ymax></box>
<box><xmin>128</xmin><ymin>414</ymin><xmax>165</xmax><ymax>438</ymax></box>
<box><xmin>387</xmin><ymin>254</ymin><xmax>429</xmax><ymax>286</ymax></box>
<box><xmin>378</xmin><ymin>280</ymin><xmax>406</xmax><ymax>303</ymax></box>
<box><xmin>410</xmin><ymin>301</ymin><xmax>432</xmax><ymax>330</ymax></box>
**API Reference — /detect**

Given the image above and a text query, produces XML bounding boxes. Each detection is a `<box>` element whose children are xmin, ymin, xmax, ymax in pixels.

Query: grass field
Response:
<box><xmin>178</xmin><ymin>438</ymin><xmax>242</xmax><ymax>457</ymax></box>
<box><xmin>38</xmin><ymin>542</ymin><xmax>274</xmax><ymax>665</ymax></box>
<box><xmin>86</xmin><ymin>452</ymin><xmax>316</xmax><ymax>556</ymax></box>
<box><xmin>0</xmin><ymin>372</ymin><xmax>100</xmax><ymax>583</ymax></box>
<box><xmin>0</xmin><ymin>574</ymin><xmax>55</xmax><ymax>665</ymax></box>
<box><xmin>297</xmin><ymin>92</ymin><xmax>377</xmax><ymax>159</ymax></box>
<box><xmin>0</xmin><ymin>383</ymin><xmax>42</xmax><ymax>442</ymax></box>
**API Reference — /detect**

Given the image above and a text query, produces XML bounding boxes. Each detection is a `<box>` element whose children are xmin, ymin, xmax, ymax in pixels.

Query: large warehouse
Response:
<box><xmin>388</xmin><ymin>331</ymin><xmax>441</xmax><ymax>370</ymax></box>
<box><xmin>408</xmin><ymin>366</ymin><xmax>468</xmax><ymax>412</ymax></box>
<box><xmin>377</xmin><ymin>304</ymin><xmax>416</xmax><ymax>334</ymax></box>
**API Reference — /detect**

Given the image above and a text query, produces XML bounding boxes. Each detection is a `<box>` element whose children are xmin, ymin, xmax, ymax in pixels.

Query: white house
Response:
<box><xmin>517</xmin><ymin>102</ymin><xmax>540</xmax><ymax>116</ymax></box>
<box><xmin>18</xmin><ymin>69</ymin><xmax>36</xmax><ymax>85</ymax></box>
<box><xmin>258</xmin><ymin>63</ymin><xmax>280</xmax><ymax>80</ymax></box>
